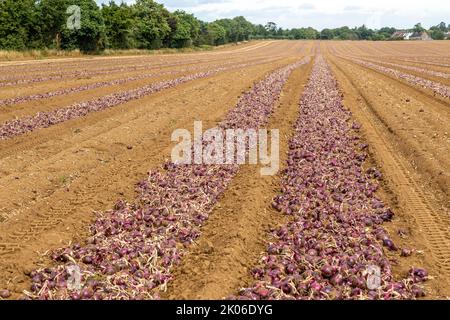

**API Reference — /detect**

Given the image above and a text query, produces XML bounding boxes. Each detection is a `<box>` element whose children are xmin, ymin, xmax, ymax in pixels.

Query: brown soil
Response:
<box><xmin>330</xmin><ymin>40</ymin><xmax>450</xmax><ymax>58</ymax></box>
<box><xmin>373</xmin><ymin>58</ymin><xmax>450</xmax><ymax>74</ymax></box>
<box><xmin>351</xmin><ymin>58</ymin><xmax>450</xmax><ymax>87</ymax></box>
<box><xmin>328</xmin><ymin>41</ymin><xmax>450</xmax><ymax>73</ymax></box>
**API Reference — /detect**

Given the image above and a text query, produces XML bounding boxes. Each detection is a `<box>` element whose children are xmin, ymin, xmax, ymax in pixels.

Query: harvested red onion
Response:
<box><xmin>233</xmin><ymin>56</ymin><xmax>427</xmax><ymax>301</ymax></box>
<box><xmin>0</xmin><ymin>57</ymin><xmax>229</xmax><ymax>87</ymax></box>
<box><xmin>0</xmin><ymin>57</ymin><xmax>280</xmax><ymax>141</ymax></box>
<box><xmin>342</xmin><ymin>56</ymin><xmax>450</xmax><ymax>98</ymax></box>
<box><xmin>357</xmin><ymin>57</ymin><xmax>450</xmax><ymax>80</ymax></box>
<box><xmin>0</xmin><ymin>57</ymin><xmax>278</xmax><ymax>107</ymax></box>
<box><xmin>0</xmin><ymin>290</ymin><xmax>11</xmax><ymax>299</ymax></box>
<box><xmin>24</xmin><ymin>58</ymin><xmax>310</xmax><ymax>300</ymax></box>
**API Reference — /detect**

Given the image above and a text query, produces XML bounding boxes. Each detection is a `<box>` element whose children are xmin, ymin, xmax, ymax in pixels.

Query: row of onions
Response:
<box><xmin>0</xmin><ymin>56</ymin><xmax>171</xmax><ymax>74</ymax></box>
<box><xmin>0</xmin><ymin>69</ymin><xmax>180</xmax><ymax>107</ymax></box>
<box><xmin>343</xmin><ymin>56</ymin><xmax>450</xmax><ymax>99</ymax></box>
<box><xmin>0</xmin><ymin>52</ymin><xmax>284</xmax><ymax>86</ymax></box>
<box><xmin>234</xmin><ymin>56</ymin><xmax>427</xmax><ymax>300</ymax></box>
<box><xmin>22</xmin><ymin>57</ymin><xmax>310</xmax><ymax>300</ymax></box>
<box><xmin>0</xmin><ymin>50</ymin><xmax>246</xmax><ymax>76</ymax></box>
<box><xmin>0</xmin><ymin>57</ymin><xmax>278</xmax><ymax>107</ymax></box>
<box><xmin>0</xmin><ymin>58</ymin><xmax>193</xmax><ymax>81</ymax></box>
<box><xmin>395</xmin><ymin>58</ymin><xmax>450</xmax><ymax>68</ymax></box>
<box><xmin>0</xmin><ymin>57</ymin><xmax>283</xmax><ymax>140</ymax></box>
<box><xmin>354</xmin><ymin>57</ymin><xmax>450</xmax><ymax>80</ymax></box>
<box><xmin>0</xmin><ymin>54</ymin><xmax>264</xmax><ymax>85</ymax></box>
<box><xmin>0</xmin><ymin>58</ymin><xmax>221</xmax><ymax>88</ymax></box>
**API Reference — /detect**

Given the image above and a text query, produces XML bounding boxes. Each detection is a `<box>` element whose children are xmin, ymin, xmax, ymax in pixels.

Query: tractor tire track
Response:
<box><xmin>328</xmin><ymin>55</ymin><xmax>450</xmax><ymax>292</ymax></box>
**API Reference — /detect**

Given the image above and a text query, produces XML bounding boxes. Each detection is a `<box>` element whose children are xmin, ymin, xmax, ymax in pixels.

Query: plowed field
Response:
<box><xmin>0</xmin><ymin>40</ymin><xmax>448</xmax><ymax>300</ymax></box>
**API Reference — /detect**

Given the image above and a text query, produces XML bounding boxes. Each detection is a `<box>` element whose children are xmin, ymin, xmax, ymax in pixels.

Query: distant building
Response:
<box><xmin>391</xmin><ymin>31</ymin><xmax>413</xmax><ymax>40</ymax></box>
<box><xmin>409</xmin><ymin>31</ymin><xmax>432</xmax><ymax>41</ymax></box>
<box><xmin>391</xmin><ymin>30</ymin><xmax>432</xmax><ymax>40</ymax></box>
<box><xmin>445</xmin><ymin>32</ymin><xmax>450</xmax><ymax>39</ymax></box>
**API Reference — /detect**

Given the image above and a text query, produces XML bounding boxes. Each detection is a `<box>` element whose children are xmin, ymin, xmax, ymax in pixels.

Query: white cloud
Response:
<box><xmin>97</xmin><ymin>0</ymin><xmax>450</xmax><ymax>29</ymax></box>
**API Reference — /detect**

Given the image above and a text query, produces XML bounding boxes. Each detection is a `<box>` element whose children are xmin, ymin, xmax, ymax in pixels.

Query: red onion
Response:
<box><xmin>24</xmin><ymin>57</ymin><xmax>311</xmax><ymax>300</ymax></box>
<box><xmin>0</xmin><ymin>57</ymin><xmax>284</xmax><ymax>140</ymax></box>
<box><xmin>341</xmin><ymin>56</ymin><xmax>450</xmax><ymax>98</ymax></box>
<box><xmin>0</xmin><ymin>290</ymin><xmax>11</xmax><ymax>299</ymax></box>
<box><xmin>233</xmin><ymin>56</ymin><xmax>427</xmax><ymax>301</ymax></box>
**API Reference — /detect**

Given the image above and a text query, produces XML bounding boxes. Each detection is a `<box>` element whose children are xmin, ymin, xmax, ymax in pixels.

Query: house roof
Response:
<box><xmin>391</xmin><ymin>30</ymin><xmax>433</xmax><ymax>40</ymax></box>
<box><xmin>410</xmin><ymin>31</ymin><xmax>431</xmax><ymax>38</ymax></box>
<box><xmin>392</xmin><ymin>31</ymin><xmax>408</xmax><ymax>37</ymax></box>
<box><xmin>391</xmin><ymin>31</ymin><xmax>413</xmax><ymax>38</ymax></box>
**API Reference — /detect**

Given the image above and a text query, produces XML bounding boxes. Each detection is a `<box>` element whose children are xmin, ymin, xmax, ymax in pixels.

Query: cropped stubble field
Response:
<box><xmin>0</xmin><ymin>40</ymin><xmax>448</xmax><ymax>300</ymax></box>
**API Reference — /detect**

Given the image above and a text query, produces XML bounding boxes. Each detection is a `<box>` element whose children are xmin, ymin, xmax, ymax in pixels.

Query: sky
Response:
<box><xmin>97</xmin><ymin>0</ymin><xmax>450</xmax><ymax>30</ymax></box>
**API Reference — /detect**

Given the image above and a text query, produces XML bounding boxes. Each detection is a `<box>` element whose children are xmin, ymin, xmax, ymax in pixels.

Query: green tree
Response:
<box><xmin>59</xmin><ymin>0</ymin><xmax>106</xmax><ymax>53</ymax></box>
<box><xmin>170</xmin><ymin>10</ymin><xmax>200</xmax><ymax>48</ymax></box>
<box><xmin>205</xmin><ymin>22</ymin><xmax>226</xmax><ymax>45</ymax></box>
<box><xmin>320</xmin><ymin>28</ymin><xmax>334</xmax><ymax>40</ymax></box>
<box><xmin>304</xmin><ymin>27</ymin><xmax>319</xmax><ymax>39</ymax></box>
<box><xmin>290</xmin><ymin>27</ymin><xmax>318</xmax><ymax>39</ymax></box>
<box><xmin>429</xmin><ymin>22</ymin><xmax>448</xmax><ymax>40</ymax></box>
<box><xmin>215</xmin><ymin>18</ymin><xmax>235</xmax><ymax>42</ymax></box>
<box><xmin>276</xmin><ymin>27</ymin><xmax>285</xmax><ymax>38</ymax></box>
<box><xmin>132</xmin><ymin>0</ymin><xmax>171</xmax><ymax>49</ymax></box>
<box><xmin>265</xmin><ymin>22</ymin><xmax>278</xmax><ymax>37</ymax></box>
<box><xmin>289</xmin><ymin>28</ymin><xmax>303</xmax><ymax>39</ymax></box>
<box><xmin>437</xmin><ymin>21</ymin><xmax>448</xmax><ymax>32</ymax></box>
<box><xmin>36</xmin><ymin>0</ymin><xmax>71</xmax><ymax>48</ymax></box>
<box><xmin>371</xmin><ymin>33</ymin><xmax>386</xmax><ymax>41</ymax></box>
<box><xmin>413</xmin><ymin>23</ymin><xmax>425</xmax><ymax>33</ymax></box>
<box><xmin>378</xmin><ymin>27</ymin><xmax>397</xmax><ymax>39</ymax></box>
<box><xmin>101</xmin><ymin>1</ymin><xmax>134</xmax><ymax>49</ymax></box>
<box><xmin>252</xmin><ymin>24</ymin><xmax>268</xmax><ymax>39</ymax></box>
<box><xmin>232</xmin><ymin>16</ymin><xmax>254</xmax><ymax>41</ymax></box>
<box><xmin>333</xmin><ymin>26</ymin><xmax>358</xmax><ymax>40</ymax></box>
<box><xmin>355</xmin><ymin>25</ymin><xmax>373</xmax><ymax>40</ymax></box>
<box><xmin>0</xmin><ymin>0</ymin><xmax>38</xmax><ymax>49</ymax></box>
<box><xmin>430</xmin><ymin>29</ymin><xmax>445</xmax><ymax>40</ymax></box>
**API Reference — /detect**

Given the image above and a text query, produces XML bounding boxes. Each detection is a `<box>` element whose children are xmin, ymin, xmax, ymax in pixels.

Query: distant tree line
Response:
<box><xmin>318</xmin><ymin>22</ymin><xmax>450</xmax><ymax>41</ymax></box>
<box><xmin>0</xmin><ymin>0</ymin><xmax>448</xmax><ymax>52</ymax></box>
<box><xmin>0</xmin><ymin>0</ymin><xmax>268</xmax><ymax>52</ymax></box>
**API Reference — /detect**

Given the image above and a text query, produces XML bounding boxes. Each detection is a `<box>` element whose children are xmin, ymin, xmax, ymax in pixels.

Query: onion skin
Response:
<box><xmin>0</xmin><ymin>290</ymin><xmax>11</xmax><ymax>299</ymax></box>
<box><xmin>383</xmin><ymin>239</ymin><xmax>398</xmax><ymax>251</ymax></box>
<box><xmin>232</xmin><ymin>56</ymin><xmax>427</xmax><ymax>301</ymax></box>
<box><xmin>400</xmin><ymin>248</ymin><xmax>413</xmax><ymax>257</ymax></box>
<box><xmin>342</xmin><ymin>56</ymin><xmax>450</xmax><ymax>99</ymax></box>
<box><xmin>0</xmin><ymin>60</ymin><xmax>177</xmax><ymax>87</ymax></box>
